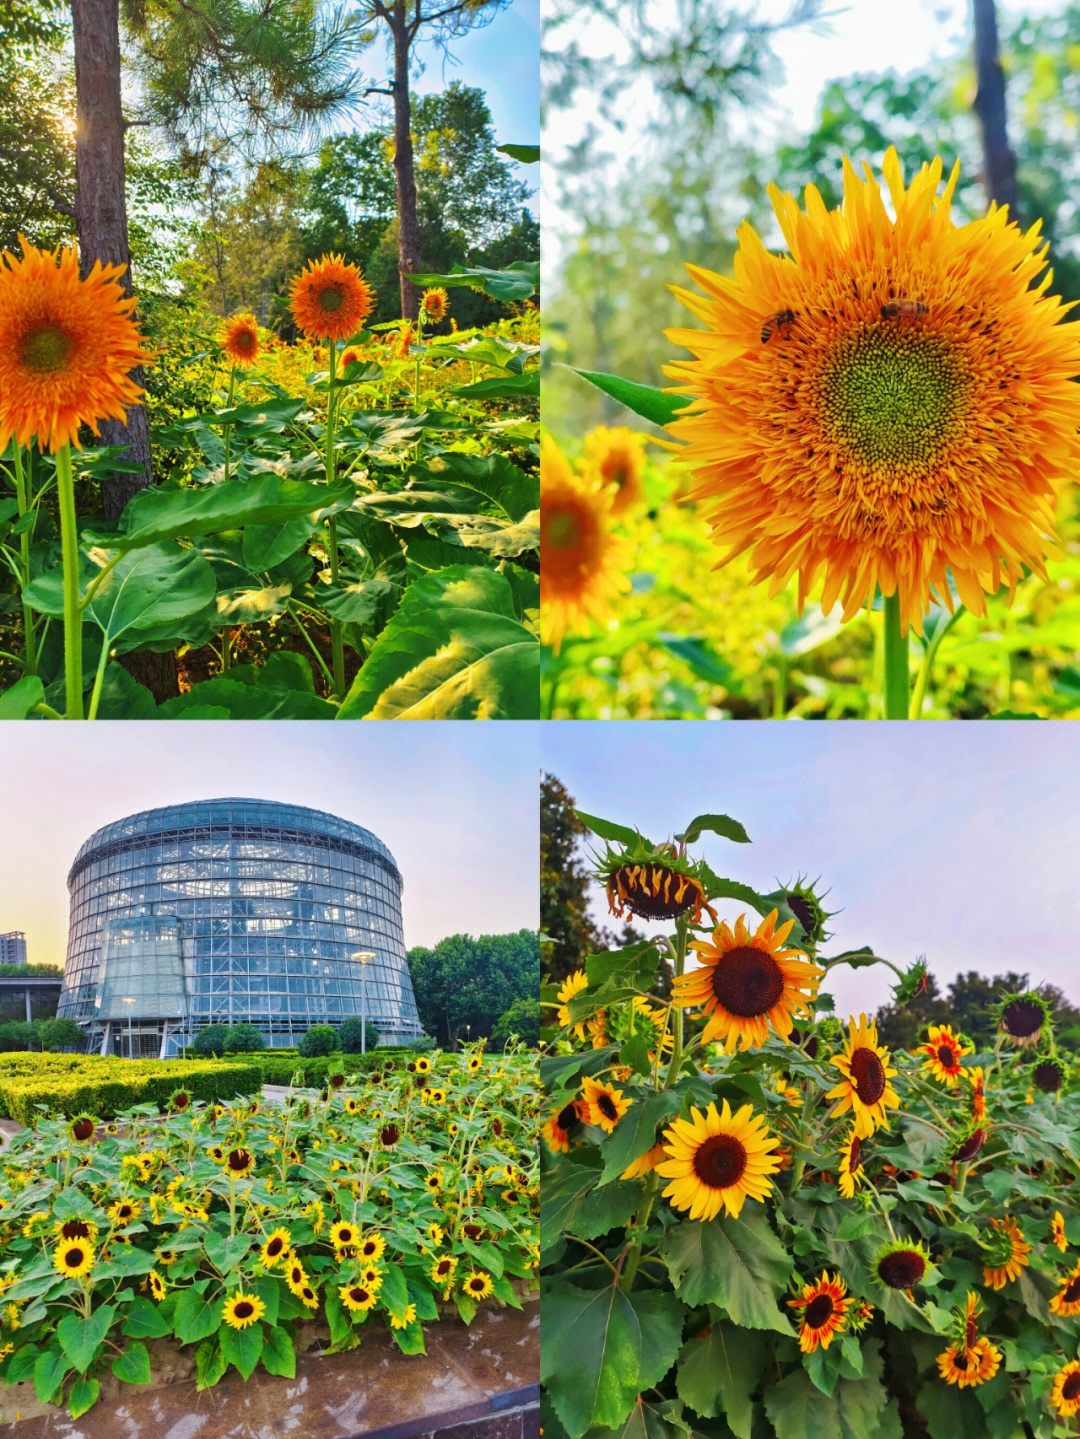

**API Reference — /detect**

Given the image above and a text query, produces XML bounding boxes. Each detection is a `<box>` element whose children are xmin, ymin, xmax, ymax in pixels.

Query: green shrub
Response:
<box><xmin>297</xmin><ymin>1025</ymin><xmax>339</xmax><ymax>1058</ymax></box>
<box><xmin>491</xmin><ymin>998</ymin><xmax>541</xmax><ymax>1049</ymax></box>
<box><xmin>223</xmin><ymin>1022</ymin><xmax>265</xmax><ymax>1053</ymax></box>
<box><xmin>338</xmin><ymin>1017</ymin><xmax>380</xmax><ymax>1053</ymax></box>
<box><xmin>191</xmin><ymin>1024</ymin><xmax>230</xmax><ymax>1057</ymax></box>
<box><xmin>0</xmin><ymin>1057</ymin><xmax>261</xmax><ymax>1124</ymax></box>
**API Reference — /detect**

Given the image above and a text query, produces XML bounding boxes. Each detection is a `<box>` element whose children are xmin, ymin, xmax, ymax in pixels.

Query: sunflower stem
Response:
<box><xmin>620</xmin><ymin>1171</ymin><xmax>658</xmax><ymax>1293</ymax></box>
<box><xmin>882</xmin><ymin>593</ymin><xmax>909</xmax><ymax>720</ymax></box>
<box><xmin>10</xmin><ymin>442</ymin><xmax>37</xmax><ymax>676</ymax></box>
<box><xmin>55</xmin><ymin>444</ymin><xmax>83</xmax><ymax>720</ymax></box>
<box><xmin>325</xmin><ymin>340</ymin><xmax>346</xmax><ymax>698</ymax></box>
<box><xmin>222</xmin><ymin>365</ymin><xmax>237</xmax><ymax>486</ymax></box>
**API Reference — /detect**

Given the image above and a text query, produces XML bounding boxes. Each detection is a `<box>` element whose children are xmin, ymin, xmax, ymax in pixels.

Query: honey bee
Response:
<box><xmin>880</xmin><ymin>299</ymin><xmax>928</xmax><ymax>321</ymax></box>
<box><xmin>760</xmin><ymin>309</ymin><xmax>795</xmax><ymax>343</ymax></box>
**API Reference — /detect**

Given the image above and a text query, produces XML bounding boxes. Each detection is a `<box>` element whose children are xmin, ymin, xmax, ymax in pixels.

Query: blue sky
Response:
<box><xmin>0</xmin><ymin>723</ymin><xmax>540</xmax><ymax>970</ymax></box>
<box><xmin>541</xmin><ymin>722</ymin><xmax>1080</xmax><ymax>1019</ymax></box>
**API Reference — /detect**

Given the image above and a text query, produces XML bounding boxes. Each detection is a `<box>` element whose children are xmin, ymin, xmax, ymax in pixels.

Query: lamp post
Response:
<box><xmin>122</xmin><ymin>997</ymin><xmax>135</xmax><ymax>1059</ymax></box>
<box><xmin>351</xmin><ymin>951</ymin><xmax>375</xmax><ymax>1054</ymax></box>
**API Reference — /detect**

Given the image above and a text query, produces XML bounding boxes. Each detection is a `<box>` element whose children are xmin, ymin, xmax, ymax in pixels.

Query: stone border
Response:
<box><xmin>4</xmin><ymin>1300</ymin><xmax>538</xmax><ymax>1438</ymax></box>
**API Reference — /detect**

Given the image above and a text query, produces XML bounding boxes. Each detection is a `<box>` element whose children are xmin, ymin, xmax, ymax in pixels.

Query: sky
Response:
<box><xmin>541</xmin><ymin>722</ymin><xmax>1080</xmax><ymax>1019</ymax></box>
<box><xmin>542</xmin><ymin>0</ymin><xmax>1062</xmax><ymax>268</ymax></box>
<box><xmin>0</xmin><ymin>723</ymin><xmax>540</xmax><ymax>971</ymax></box>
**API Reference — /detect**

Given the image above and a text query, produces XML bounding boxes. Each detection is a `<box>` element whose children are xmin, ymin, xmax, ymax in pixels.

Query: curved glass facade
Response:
<box><xmin>58</xmin><ymin>799</ymin><xmax>424</xmax><ymax>1056</ymax></box>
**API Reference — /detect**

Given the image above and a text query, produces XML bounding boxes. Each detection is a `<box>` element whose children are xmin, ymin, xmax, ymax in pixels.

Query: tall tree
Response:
<box><xmin>406</xmin><ymin>930</ymin><xmax>538</xmax><ymax>1048</ymax></box>
<box><xmin>540</xmin><ymin>774</ymin><xmax>606</xmax><ymax>986</ymax></box>
<box><xmin>972</xmin><ymin>0</ymin><xmax>1017</xmax><ymax>211</ymax></box>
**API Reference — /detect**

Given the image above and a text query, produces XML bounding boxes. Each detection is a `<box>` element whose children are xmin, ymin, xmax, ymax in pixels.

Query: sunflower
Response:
<box><xmin>379</xmin><ymin>1124</ymin><xmax>400</xmax><ymax>1148</ymax></box>
<box><xmin>664</xmin><ymin>149</ymin><xmax>1080</xmax><ymax>635</ymax></box>
<box><xmin>389</xmin><ymin>321</ymin><xmax>413</xmax><ymax>360</ymax></box>
<box><xmin>951</xmin><ymin>1125</ymin><xmax>987</xmax><ymax>1164</ymax></box>
<box><xmin>55</xmin><ymin>1218</ymin><xmax>97</xmax><ymax>1243</ymax></box>
<box><xmin>259</xmin><ymin>1227</ymin><xmax>292</xmax><ymax>1269</ymax></box>
<box><xmin>848</xmin><ymin>1300</ymin><xmax>874</xmax><ymax>1333</ymax></box>
<box><xmin>219</xmin><ymin>312</ymin><xmax>260</xmax><ymax>368</ymax></box>
<box><xmin>1052</xmin><ymin>1360</ymin><xmax>1080</xmax><ymax>1418</ymax></box>
<box><xmin>620</xmin><ymin>1142</ymin><xmax>668</xmax><ymax>1182</ymax></box>
<box><xmin>222</xmin><ymin>1292</ymin><xmax>266</xmax><ymax>1331</ymax></box>
<box><xmin>338</xmin><ymin>1282</ymin><xmax>378</xmax><ymax>1314</ymax></box>
<box><xmin>837</xmin><ymin>1125</ymin><xmax>865</xmax><ymax>1199</ymax></box>
<box><xmin>873</xmin><ymin>1239</ymin><xmax>933</xmax><ymax>1293</ymax></box>
<box><xmin>998</xmin><ymin>992</ymin><xmax>1049</xmax><ymax>1047</ymax></box>
<box><xmin>330</xmin><ymin>1221</ymin><xmax>358</xmax><ymax>1250</ymax></box>
<box><xmin>225</xmin><ymin>1148</ymin><xmax>255</xmax><ymax>1177</ymax></box>
<box><xmin>1052</xmin><ymin>1211</ymin><xmax>1068</xmax><ymax>1253</ymax></box>
<box><xmin>965</xmin><ymin>1066</ymin><xmax>987</xmax><ymax>1123</ymax></box>
<box><xmin>285</xmin><ymin>1259</ymin><xmax>309</xmax><ymax>1297</ymax></box>
<box><xmin>107</xmin><ymin>1199</ymin><xmax>141</xmax><ymax>1226</ymax></box>
<box><xmin>582</xmin><ymin>426</ymin><xmax>647</xmax><ymax>515</ymax></box>
<box><xmin>657</xmin><ymin>1099</ymin><xmax>781</xmax><ymax>1221</ymax></box>
<box><xmin>389</xmin><ymin>1303</ymin><xmax>418</xmax><ymax>1329</ymax></box>
<box><xmin>340</xmin><ymin>347</ymin><xmax>361</xmax><ymax>369</ymax></box>
<box><xmin>556</xmin><ymin>970</ymin><xmax>591</xmax><ymax>1041</ymax></box>
<box><xmin>415</xmin><ymin>1057</ymin><xmax>431</xmax><ymax>1074</ymax></box>
<box><xmin>431</xmin><ymin>1255</ymin><xmax>458</xmax><ymax>1287</ymax></box>
<box><xmin>0</xmin><ymin>236</ymin><xmax>153</xmax><ymax>453</ymax></box>
<box><xmin>463</xmin><ymin>1271</ymin><xmax>493</xmax><ymax>1300</ymax></box>
<box><xmin>541</xmin><ymin>434</ymin><xmax>629</xmax><ymax>654</ymax></box>
<box><xmin>69</xmin><ymin>1115</ymin><xmax>96</xmax><ymax>1143</ymax></box>
<box><xmin>787</xmin><ymin>1271</ymin><xmax>851</xmax><ymax>1353</ymax></box>
<box><xmin>52</xmin><ymin>1237</ymin><xmax>94</xmax><ymax>1280</ymax></box>
<box><xmin>289</xmin><ymin>253</ymin><xmax>375</xmax><ymax>342</ymax></box>
<box><xmin>1050</xmin><ymin>1260</ymin><xmax>1080</xmax><ymax>1318</ymax></box>
<box><xmin>147</xmin><ymin>1269</ymin><xmax>165</xmax><ymax>1302</ymax></box>
<box><xmin>937</xmin><ymin>1337</ymin><xmax>1002</xmax><ymax>1389</ymax></box>
<box><xmin>674</xmin><ymin>909</ymin><xmax>822</xmax><ymax>1054</ymax></box>
<box><xmin>543</xmin><ymin>1098</ymin><xmax>587</xmax><ymax>1154</ymax></box>
<box><xmin>607</xmin><ymin>861</ymin><xmax>710</xmax><ymax>924</ymax></box>
<box><xmin>825</xmin><ymin>1014</ymin><xmax>901</xmax><ymax>1139</ymax></box>
<box><xmin>299</xmin><ymin>1284</ymin><xmax>320</xmax><ymax>1311</ymax></box>
<box><xmin>982</xmin><ymin>1216</ymin><xmax>1031</xmax><ymax>1290</ymax></box>
<box><xmin>916</xmin><ymin>1024</ymin><xmax>972</xmax><ymax>1086</ymax></box>
<box><xmin>420</xmin><ymin>287</ymin><xmax>449</xmax><ymax>323</ymax></box>
<box><xmin>358</xmin><ymin>1233</ymin><xmax>386</xmax><ymax>1262</ymax></box>
<box><xmin>1034</xmin><ymin>1058</ymin><xmax>1067</xmax><ymax>1093</ymax></box>
<box><xmin>581</xmin><ymin>1076</ymin><xmax>632</xmax><ymax>1133</ymax></box>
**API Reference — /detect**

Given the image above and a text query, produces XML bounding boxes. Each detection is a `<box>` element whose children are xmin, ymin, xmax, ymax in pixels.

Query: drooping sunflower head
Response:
<box><xmin>982</xmin><ymin>1216</ymin><xmax>1031</xmax><ymax>1290</ymax></box>
<box><xmin>581</xmin><ymin>426</ymin><xmax>648</xmax><ymax>516</ymax></box>
<box><xmin>786</xmin><ymin>1270</ymin><xmax>851</xmax><ymax>1353</ymax></box>
<box><xmin>0</xmin><ymin>236</ymin><xmax>153</xmax><ymax>453</ymax></box>
<box><xmin>597</xmin><ymin>834</ymin><xmax>714</xmax><ymax>926</ymax></box>
<box><xmin>964</xmin><ymin>1065</ymin><xmax>987</xmax><ymax>1122</ymax></box>
<box><xmin>997</xmin><ymin>991</ymin><xmax>1051</xmax><ymax>1047</ymax></box>
<box><xmin>950</xmin><ymin>1123</ymin><xmax>987</xmax><ymax>1165</ymax></box>
<box><xmin>825</xmin><ymin>1014</ymin><xmax>900</xmax><ymax>1139</ymax></box>
<box><xmin>168</xmin><ymin>1088</ymin><xmax>192</xmax><ymax>1113</ymax></box>
<box><xmin>420</xmin><ymin>286</ymin><xmax>449</xmax><ymax>323</ymax></box>
<box><xmin>657</xmin><ymin>1098</ymin><xmax>781</xmax><ymax>1221</ymax></box>
<box><xmin>1033</xmin><ymin>1056</ymin><xmax>1067</xmax><ymax>1093</ymax></box>
<box><xmin>219</xmin><ymin>312</ymin><xmax>260</xmax><ymax>368</ymax></box>
<box><xmin>289</xmin><ymin>253</ymin><xmax>375</xmax><ymax>342</ymax></box>
<box><xmin>541</xmin><ymin>434</ymin><xmax>630</xmax><ymax>654</ymax></box>
<box><xmin>69</xmin><ymin>1115</ymin><xmax>97</xmax><ymax>1143</ymax></box>
<box><xmin>873</xmin><ymin>1238</ymin><xmax>933</xmax><ymax>1292</ymax></box>
<box><xmin>664</xmin><ymin>149</ymin><xmax>1080</xmax><ymax>635</ymax></box>
<box><xmin>1052</xmin><ymin>1360</ymin><xmax>1080</xmax><ymax>1418</ymax></box>
<box><xmin>675</xmin><ymin>908</ymin><xmax>823</xmax><ymax>1054</ymax></box>
<box><xmin>762</xmin><ymin>878</ymin><xmax>834</xmax><ymax>951</ymax></box>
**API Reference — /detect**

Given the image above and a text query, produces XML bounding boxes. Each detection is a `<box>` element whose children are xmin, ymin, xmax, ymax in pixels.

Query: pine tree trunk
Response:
<box><xmin>972</xmin><ymin>0</ymin><xmax>1018</xmax><ymax>212</ymax></box>
<box><xmin>71</xmin><ymin>0</ymin><xmax>179</xmax><ymax>702</ymax></box>
<box><xmin>391</xmin><ymin>2</ymin><xmax>422</xmax><ymax>321</ymax></box>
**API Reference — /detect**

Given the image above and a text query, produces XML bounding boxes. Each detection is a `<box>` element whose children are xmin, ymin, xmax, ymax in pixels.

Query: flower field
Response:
<box><xmin>0</xmin><ymin>243</ymin><xmax>539</xmax><ymax>720</ymax></box>
<box><xmin>540</xmin><ymin>809</ymin><xmax>1080</xmax><ymax>1439</ymax></box>
<box><xmin>0</xmin><ymin>1046</ymin><xmax>538</xmax><ymax>1420</ymax></box>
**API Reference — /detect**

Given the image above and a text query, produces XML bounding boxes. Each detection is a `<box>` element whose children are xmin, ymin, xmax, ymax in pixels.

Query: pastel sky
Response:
<box><xmin>0</xmin><ymin>722</ymin><xmax>540</xmax><ymax>970</ymax></box>
<box><xmin>541</xmin><ymin>722</ymin><xmax>1080</xmax><ymax>1018</ymax></box>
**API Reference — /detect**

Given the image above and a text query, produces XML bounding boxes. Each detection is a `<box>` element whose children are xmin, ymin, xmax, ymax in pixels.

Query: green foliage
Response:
<box><xmin>191</xmin><ymin>1024</ymin><xmax>230</xmax><ymax>1058</ymax></box>
<box><xmin>406</xmin><ymin>930</ymin><xmax>538</xmax><ymax>1048</ymax></box>
<box><xmin>491</xmin><ymin>999</ymin><xmax>541</xmax><ymax>1049</ymax></box>
<box><xmin>297</xmin><ymin>1024</ymin><xmax>339</xmax><ymax>1058</ymax></box>
<box><xmin>0</xmin><ymin>1053</ymin><xmax>261</xmax><ymax>1123</ymax></box>
<box><xmin>336</xmin><ymin>1017</ymin><xmax>380</xmax><ymax>1054</ymax></box>
<box><xmin>222</xmin><ymin>1022</ymin><xmax>265</xmax><ymax>1054</ymax></box>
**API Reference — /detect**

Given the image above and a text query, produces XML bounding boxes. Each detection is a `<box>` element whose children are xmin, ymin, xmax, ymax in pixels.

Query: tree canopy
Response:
<box><xmin>406</xmin><ymin>929</ymin><xmax>538</xmax><ymax>1048</ymax></box>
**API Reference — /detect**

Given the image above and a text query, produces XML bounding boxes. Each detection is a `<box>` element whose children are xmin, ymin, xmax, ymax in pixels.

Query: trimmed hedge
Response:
<box><xmin>0</xmin><ymin>1055</ymin><xmax>261</xmax><ymax>1125</ymax></box>
<box><xmin>218</xmin><ymin>1049</ymin><xmax>412</xmax><ymax>1087</ymax></box>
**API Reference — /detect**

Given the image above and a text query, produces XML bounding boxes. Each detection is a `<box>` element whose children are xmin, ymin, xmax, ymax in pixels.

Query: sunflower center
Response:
<box><xmin>804</xmin><ymin>1293</ymin><xmax>834</xmax><ymax>1329</ymax></box>
<box><xmin>849</xmin><ymin>1046</ymin><xmax>886</xmax><ymax>1105</ymax></box>
<box><xmin>317</xmin><ymin>284</ymin><xmax>345</xmax><ymax>314</ymax></box>
<box><xmin>848</xmin><ymin>1136</ymin><xmax>862</xmax><ymax>1169</ymax></box>
<box><xmin>1002</xmin><ymin>999</ymin><xmax>1043</xmax><ymax>1037</ymax></box>
<box><xmin>234</xmin><ymin>1300</ymin><xmax>254</xmax><ymax>1320</ymax></box>
<box><xmin>877</xmin><ymin>1249</ymin><xmax>926</xmax><ymax>1289</ymax></box>
<box><xmin>711</xmin><ymin>946</ymin><xmax>785</xmax><ymax>1018</ymax></box>
<box><xmin>1034</xmin><ymin>1062</ymin><xmax>1062</xmax><ymax>1090</ymax></box>
<box><xmin>64</xmin><ymin>1247</ymin><xmax>85</xmax><ymax>1268</ymax></box>
<box><xmin>817</xmin><ymin>324</ymin><xmax>970</xmax><ymax>474</ymax></box>
<box><xmin>692</xmin><ymin>1133</ymin><xmax>748</xmax><ymax>1190</ymax></box>
<box><xmin>20</xmin><ymin>322</ymin><xmax>76</xmax><ymax>375</ymax></box>
<box><xmin>954</xmin><ymin>1351</ymin><xmax>969</xmax><ymax>1372</ymax></box>
<box><xmin>597</xmin><ymin>1093</ymin><xmax>618</xmax><ymax>1121</ymax></box>
<box><xmin>1064</xmin><ymin>1373</ymin><xmax>1080</xmax><ymax>1401</ymax></box>
<box><xmin>1064</xmin><ymin>1278</ymin><xmax>1080</xmax><ymax>1304</ymax></box>
<box><xmin>937</xmin><ymin>1045</ymin><xmax>955</xmax><ymax>1067</ymax></box>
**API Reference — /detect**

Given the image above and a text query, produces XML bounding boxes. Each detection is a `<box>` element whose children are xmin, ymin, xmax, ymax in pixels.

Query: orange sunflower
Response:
<box><xmin>787</xmin><ymin>1271</ymin><xmax>851</xmax><ymax>1353</ymax></box>
<box><xmin>1052</xmin><ymin>1360</ymin><xmax>1080</xmax><ymax>1419</ymax></box>
<box><xmin>664</xmin><ymin>148</ymin><xmax>1080</xmax><ymax>635</ymax></box>
<box><xmin>916</xmin><ymin>1024</ymin><xmax>972</xmax><ymax>1086</ymax></box>
<box><xmin>825</xmin><ymin>1014</ymin><xmax>900</xmax><ymax>1139</ymax></box>
<box><xmin>289</xmin><ymin>253</ymin><xmax>375</xmax><ymax>342</ymax></box>
<box><xmin>937</xmin><ymin>1337</ymin><xmax>1001</xmax><ymax>1389</ymax></box>
<box><xmin>674</xmin><ymin>910</ymin><xmax>822</xmax><ymax>1054</ymax></box>
<box><xmin>540</xmin><ymin>434</ymin><xmax>630</xmax><ymax>653</ymax></box>
<box><xmin>542</xmin><ymin>1098</ymin><xmax>587</xmax><ymax>1154</ymax></box>
<box><xmin>420</xmin><ymin>287</ymin><xmax>449</xmax><ymax>323</ymax></box>
<box><xmin>982</xmin><ymin>1216</ymin><xmax>1031</xmax><ymax>1290</ymax></box>
<box><xmin>582</xmin><ymin>426</ymin><xmax>647</xmax><ymax>516</ymax></box>
<box><xmin>220</xmin><ymin>312</ymin><xmax>260</xmax><ymax>368</ymax></box>
<box><xmin>0</xmin><ymin>236</ymin><xmax>152</xmax><ymax>453</ymax></box>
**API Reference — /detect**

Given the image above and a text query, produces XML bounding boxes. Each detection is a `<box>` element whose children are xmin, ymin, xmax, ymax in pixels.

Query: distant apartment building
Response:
<box><xmin>0</xmin><ymin>933</ymin><xmax>28</xmax><ymax>967</ymax></box>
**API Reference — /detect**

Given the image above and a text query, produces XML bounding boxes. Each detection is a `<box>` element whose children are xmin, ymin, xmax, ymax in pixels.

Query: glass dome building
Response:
<box><xmin>57</xmin><ymin>799</ymin><xmax>425</xmax><ymax>1057</ymax></box>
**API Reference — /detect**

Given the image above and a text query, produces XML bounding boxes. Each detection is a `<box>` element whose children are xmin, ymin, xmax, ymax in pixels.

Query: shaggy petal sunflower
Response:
<box><xmin>0</xmin><ymin>236</ymin><xmax>153</xmax><ymax>453</ymax></box>
<box><xmin>873</xmin><ymin>1239</ymin><xmax>933</xmax><ymax>1294</ymax></box>
<box><xmin>1052</xmin><ymin>1360</ymin><xmax>1080</xmax><ymax>1418</ymax></box>
<box><xmin>825</xmin><ymin>1014</ymin><xmax>900</xmax><ymax>1139</ymax></box>
<box><xmin>220</xmin><ymin>312</ymin><xmax>260</xmax><ymax>368</ymax></box>
<box><xmin>581</xmin><ymin>1076</ymin><xmax>632</xmax><ymax>1133</ymax></box>
<box><xmin>541</xmin><ymin>434</ymin><xmax>630</xmax><ymax>654</ymax></box>
<box><xmin>982</xmin><ymin>1216</ymin><xmax>1031</xmax><ymax>1290</ymax></box>
<box><xmin>1050</xmin><ymin>1259</ymin><xmax>1080</xmax><ymax>1318</ymax></box>
<box><xmin>837</xmin><ymin>1124</ymin><xmax>865</xmax><ymax>1199</ymax></box>
<box><xmin>657</xmin><ymin>1099</ymin><xmax>781</xmax><ymax>1221</ymax></box>
<box><xmin>665</xmin><ymin>149</ymin><xmax>1080</xmax><ymax>634</ymax></box>
<box><xmin>223</xmin><ymin>1292</ymin><xmax>266</xmax><ymax>1330</ymax></box>
<box><xmin>289</xmin><ymin>253</ymin><xmax>375</xmax><ymax>342</ymax></box>
<box><xmin>937</xmin><ymin>1337</ymin><xmax>1002</xmax><ymax>1389</ymax></box>
<box><xmin>420</xmin><ymin>286</ymin><xmax>449</xmax><ymax>323</ymax></box>
<box><xmin>787</xmin><ymin>1270</ymin><xmax>851</xmax><ymax>1353</ymax></box>
<box><xmin>52</xmin><ymin>1238</ymin><xmax>94</xmax><ymax>1280</ymax></box>
<box><xmin>1052</xmin><ymin>1211</ymin><xmax>1068</xmax><ymax>1253</ymax></box>
<box><xmin>582</xmin><ymin>426</ymin><xmax>648</xmax><ymax>516</ymax></box>
<box><xmin>675</xmin><ymin>909</ymin><xmax>822</xmax><ymax>1053</ymax></box>
<box><xmin>917</xmin><ymin>1024</ymin><xmax>972</xmax><ymax>1086</ymax></box>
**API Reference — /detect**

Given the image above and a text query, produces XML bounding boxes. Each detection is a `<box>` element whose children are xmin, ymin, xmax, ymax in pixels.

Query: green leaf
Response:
<box><xmin>676</xmin><ymin>1323</ymin><xmax>765</xmax><ymax>1435</ymax></box>
<box><xmin>33</xmin><ymin>1345</ymin><xmax>71</xmax><ymax>1403</ymax></box>
<box><xmin>194</xmin><ymin>1337</ymin><xmax>227</xmax><ymax>1390</ymax></box>
<box><xmin>599</xmin><ymin>1090</ymin><xmax>681</xmax><ymax>1184</ymax></box>
<box><xmin>764</xmin><ymin>1363</ymin><xmax>894</xmax><ymax>1439</ymax></box>
<box><xmin>68</xmin><ymin>1376</ymin><xmax>100</xmax><ymax>1419</ymax></box>
<box><xmin>455</xmin><ymin>371</ymin><xmax>540</xmax><ymax>400</ymax></box>
<box><xmin>119</xmin><ymin>1300</ymin><xmax>171</xmax><ymax>1340</ymax></box>
<box><xmin>56</xmin><ymin>1304</ymin><xmax>114</xmax><ymax>1373</ymax></box>
<box><xmin>391</xmin><ymin>1320</ymin><xmax>427</xmax><ymax>1355</ymax></box>
<box><xmin>157</xmin><ymin>676</ymin><xmax>335</xmax><ymax>720</ymax></box>
<box><xmin>324</xmin><ymin>1289</ymin><xmax>351</xmax><ymax>1346</ymax></box>
<box><xmin>916</xmin><ymin>1380</ymin><xmax>989</xmax><ymax>1439</ymax></box>
<box><xmin>118</xmin><ymin>474</ymin><xmax>353</xmax><ymax>550</ymax></box>
<box><xmin>410</xmin><ymin>261</ymin><xmax>538</xmax><ymax>302</ymax></box>
<box><xmin>541</xmin><ymin>1162</ymin><xmax>604</xmax><ymax>1250</ymax></box>
<box><xmin>541</xmin><ymin>1280</ymin><xmax>685</xmax><ymax>1438</ymax></box>
<box><xmin>220</xmin><ymin>1320</ymin><xmax>264</xmax><ymax>1380</ymax></box>
<box><xmin>573</xmin><ymin>811</ymin><xmax>646</xmax><ymax>850</ymax></box>
<box><xmin>570</xmin><ymin>369</ymin><xmax>690</xmax><ymax>428</ymax></box>
<box><xmin>260</xmin><ymin>1325</ymin><xmax>295</xmax><ymax>1378</ymax></box>
<box><xmin>112</xmin><ymin>1341</ymin><xmax>152</xmax><ymax>1385</ymax></box>
<box><xmin>242</xmin><ymin>519</ymin><xmax>317</xmax><ymax>572</ymax></box>
<box><xmin>0</xmin><ymin>675</ymin><xmax>44</xmax><ymax>718</ymax></box>
<box><xmin>321</xmin><ymin>574</ymin><xmax>398</xmax><ymax>625</ymax></box>
<box><xmin>677</xmin><ymin>814</ymin><xmax>751</xmax><ymax>846</ymax></box>
<box><xmin>174</xmin><ymin>1287</ymin><xmax>223</xmax><ymax>1345</ymax></box>
<box><xmin>85</xmin><ymin>546</ymin><xmax>217</xmax><ymax>644</ymax></box>
<box><xmin>378</xmin><ymin>1262</ymin><xmax>411</xmax><ymax>1321</ymax></box>
<box><xmin>661</xmin><ymin>1212</ymin><xmax>793</xmax><ymax>1333</ymax></box>
<box><xmin>337</xmin><ymin>565</ymin><xmax>538</xmax><ymax>719</ymax></box>
<box><xmin>495</xmin><ymin>143</ymin><xmax>540</xmax><ymax>163</ymax></box>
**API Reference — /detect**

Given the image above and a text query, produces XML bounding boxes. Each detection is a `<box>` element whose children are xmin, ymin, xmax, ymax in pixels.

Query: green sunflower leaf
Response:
<box><xmin>677</xmin><ymin>814</ymin><xmax>751</xmax><ymax>845</ymax></box>
<box><xmin>541</xmin><ymin>1280</ymin><xmax>685</xmax><ymax>1438</ymax></box>
<box><xmin>67</xmin><ymin>1376</ymin><xmax>100</xmax><ymax>1419</ymax></box>
<box><xmin>569</xmin><ymin>369</ymin><xmax>690</xmax><ymax>429</ymax></box>
<box><xmin>599</xmin><ymin>1090</ymin><xmax>681</xmax><ymax>1185</ymax></box>
<box><xmin>573</xmin><ymin>811</ymin><xmax>647</xmax><ymax>850</ymax></box>
<box><xmin>56</xmin><ymin>1304</ymin><xmax>114</xmax><ymax>1373</ymax></box>
<box><xmin>764</xmin><ymin>1353</ymin><xmax>899</xmax><ymax>1439</ymax></box>
<box><xmin>661</xmin><ymin>1211</ymin><xmax>793</xmax><ymax>1334</ymax></box>
<box><xmin>173</xmin><ymin>1286</ymin><xmax>223</xmax><ymax>1345</ymax></box>
<box><xmin>220</xmin><ymin>1320</ymin><xmax>264</xmax><ymax>1380</ymax></box>
<box><xmin>194</xmin><ymin>1338</ymin><xmax>227</xmax><ymax>1391</ymax></box>
<box><xmin>260</xmin><ymin>1326</ymin><xmax>296</xmax><ymax>1378</ymax></box>
<box><xmin>915</xmin><ymin>1380</ymin><xmax>989</xmax><ymax>1439</ymax></box>
<box><xmin>676</xmin><ymin>1322</ymin><xmax>766</xmax><ymax>1435</ymax></box>
<box><xmin>112</xmin><ymin>1341</ymin><xmax>152</xmax><ymax>1385</ymax></box>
